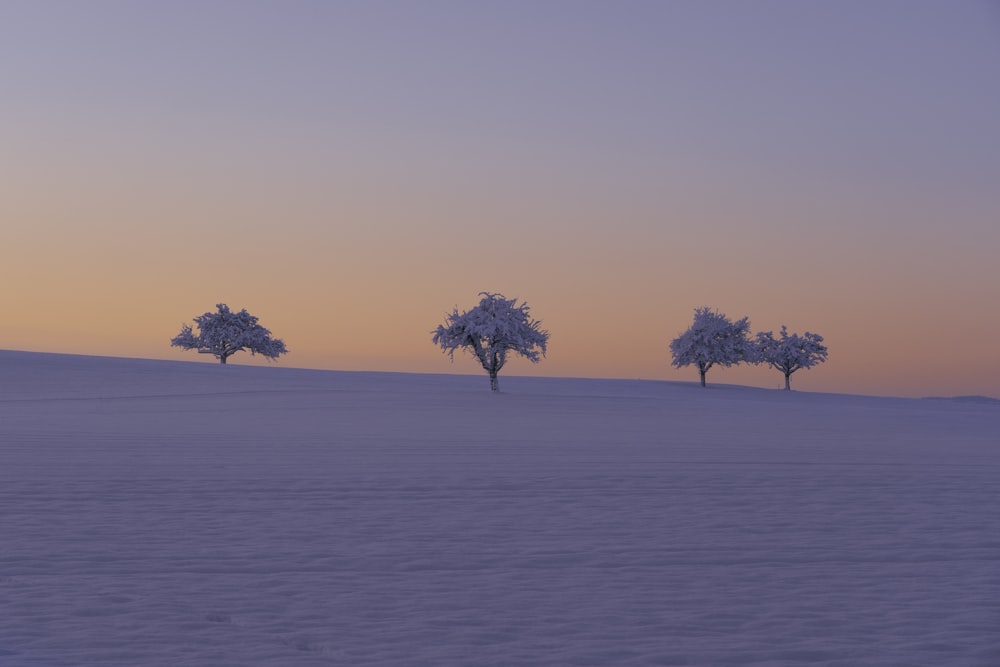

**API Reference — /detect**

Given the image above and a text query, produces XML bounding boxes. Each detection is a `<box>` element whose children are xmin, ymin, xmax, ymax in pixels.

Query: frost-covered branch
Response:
<box><xmin>755</xmin><ymin>325</ymin><xmax>828</xmax><ymax>390</ymax></box>
<box><xmin>171</xmin><ymin>303</ymin><xmax>288</xmax><ymax>365</ymax></box>
<box><xmin>670</xmin><ymin>307</ymin><xmax>754</xmax><ymax>387</ymax></box>
<box><xmin>432</xmin><ymin>292</ymin><xmax>549</xmax><ymax>392</ymax></box>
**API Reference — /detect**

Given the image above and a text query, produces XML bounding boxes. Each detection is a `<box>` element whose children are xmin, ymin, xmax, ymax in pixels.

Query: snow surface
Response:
<box><xmin>1</xmin><ymin>350</ymin><xmax>997</xmax><ymax>666</ymax></box>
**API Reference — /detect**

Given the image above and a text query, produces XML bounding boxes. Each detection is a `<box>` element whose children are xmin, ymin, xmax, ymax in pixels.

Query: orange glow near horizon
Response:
<box><xmin>1</xmin><ymin>3</ymin><xmax>998</xmax><ymax>399</ymax></box>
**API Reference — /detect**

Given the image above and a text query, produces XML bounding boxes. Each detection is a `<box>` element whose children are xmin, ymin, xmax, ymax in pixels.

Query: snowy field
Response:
<box><xmin>1</xmin><ymin>350</ymin><xmax>997</xmax><ymax>667</ymax></box>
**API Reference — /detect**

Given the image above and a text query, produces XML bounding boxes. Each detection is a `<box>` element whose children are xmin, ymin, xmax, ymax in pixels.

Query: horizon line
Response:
<box><xmin>3</xmin><ymin>348</ymin><xmax>997</xmax><ymax>405</ymax></box>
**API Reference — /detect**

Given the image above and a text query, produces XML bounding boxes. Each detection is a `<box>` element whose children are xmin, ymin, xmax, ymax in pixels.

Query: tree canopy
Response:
<box><xmin>432</xmin><ymin>292</ymin><xmax>549</xmax><ymax>392</ymax></box>
<box><xmin>171</xmin><ymin>303</ymin><xmax>288</xmax><ymax>365</ymax></box>
<box><xmin>670</xmin><ymin>307</ymin><xmax>754</xmax><ymax>387</ymax></box>
<box><xmin>755</xmin><ymin>325</ymin><xmax>828</xmax><ymax>390</ymax></box>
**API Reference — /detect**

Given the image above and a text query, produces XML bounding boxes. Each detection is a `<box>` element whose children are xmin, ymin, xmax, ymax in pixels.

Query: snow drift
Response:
<box><xmin>1</xmin><ymin>350</ymin><xmax>997</xmax><ymax>666</ymax></box>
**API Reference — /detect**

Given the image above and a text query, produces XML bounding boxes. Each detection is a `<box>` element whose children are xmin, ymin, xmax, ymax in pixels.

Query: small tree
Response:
<box><xmin>432</xmin><ymin>292</ymin><xmax>549</xmax><ymax>392</ymax></box>
<box><xmin>670</xmin><ymin>307</ymin><xmax>753</xmax><ymax>387</ymax></box>
<box><xmin>171</xmin><ymin>303</ymin><xmax>288</xmax><ymax>365</ymax></box>
<box><xmin>755</xmin><ymin>325</ymin><xmax>828</xmax><ymax>390</ymax></box>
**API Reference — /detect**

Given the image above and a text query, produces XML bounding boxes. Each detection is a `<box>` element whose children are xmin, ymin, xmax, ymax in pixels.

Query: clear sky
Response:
<box><xmin>2</xmin><ymin>0</ymin><xmax>998</xmax><ymax>398</ymax></box>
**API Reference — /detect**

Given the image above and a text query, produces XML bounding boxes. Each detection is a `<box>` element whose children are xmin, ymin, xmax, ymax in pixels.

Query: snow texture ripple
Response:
<box><xmin>1</xmin><ymin>351</ymin><xmax>997</xmax><ymax>666</ymax></box>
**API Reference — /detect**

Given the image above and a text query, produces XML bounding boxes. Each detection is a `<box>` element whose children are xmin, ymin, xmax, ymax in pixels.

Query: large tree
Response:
<box><xmin>171</xmin><ymin>303</ymin><xmax>288</xmax><ymax>365</ymax></box>
<box><xmin>670</xmin><ymin>307</ymin><xmax>754</xmax><ymax>387</ymax></box>
<box><xmin>432</xmin><ymin>292</ymin><xmax>549</xmax><ymax>392</ymax></box>
<box><xmin>755</xmin><ymin>325</ymin><xmax>828</xmax><ymax>390</ymax></box>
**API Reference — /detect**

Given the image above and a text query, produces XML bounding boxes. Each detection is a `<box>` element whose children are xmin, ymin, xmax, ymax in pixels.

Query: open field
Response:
<box><xmin>1</xmin><ymin>350</ymin><xmax>997</xmax><ymax>666</ymax></box>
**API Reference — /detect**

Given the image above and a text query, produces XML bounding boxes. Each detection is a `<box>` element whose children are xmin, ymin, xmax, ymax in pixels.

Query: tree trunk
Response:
<box><xmin>699</xmin><ymin>369</ymin><xmax>706</xmax><ymax>387</ymax></box>
<box><xmin>220</xmin><ymin>354</ymin><xmax>227</xmax><ymax>365</ymax></box>
<box><xmin>784</xmin><ymin>372</ymin><xmax>791</xmax><ymax>391</ymax></box>
<box><xmin>487</xmin><ymin>351</ymin><xmax>501</xmax><ymax>392</ymax></box>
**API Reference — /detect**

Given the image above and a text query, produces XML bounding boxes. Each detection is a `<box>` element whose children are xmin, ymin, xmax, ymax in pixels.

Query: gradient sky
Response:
<box><xmin>2</xmin><ymin>0</ymin><xmax>998</xmax><ymax>398</ymax></box>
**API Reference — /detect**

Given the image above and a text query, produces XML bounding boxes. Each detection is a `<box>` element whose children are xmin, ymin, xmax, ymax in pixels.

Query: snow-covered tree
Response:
<box><xmin>432</xmin><ymin>292</ymin><xmax>549</xmax><ymax>392</ymax></box>
<box><xmin>755</xmin><ymin>325</ymin><xmax>828</xmax><ymax>390</ymax></box>
<box><xmin>670</xmin><ymin>307</ymin><xmax>754</xmax><ymax>387</ymax></box>
<box><xmin>171</xmin><ymin>303</ymin><xmax>288</xmax><ymax>365</ymax></box>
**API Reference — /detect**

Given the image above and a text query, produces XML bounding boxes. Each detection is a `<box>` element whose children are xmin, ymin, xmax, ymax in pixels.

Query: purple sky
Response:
<box><xmin>2</xmin><ymin>1</ymin><xmax>998</xmax><ymax>397</ymax></box>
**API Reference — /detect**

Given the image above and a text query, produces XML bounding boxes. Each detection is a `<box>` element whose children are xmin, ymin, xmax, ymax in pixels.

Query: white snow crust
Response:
<box><xmin>1</xmin><ymin>350</ymin><xmax>997</xmax><ymax>666</ymax></box>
